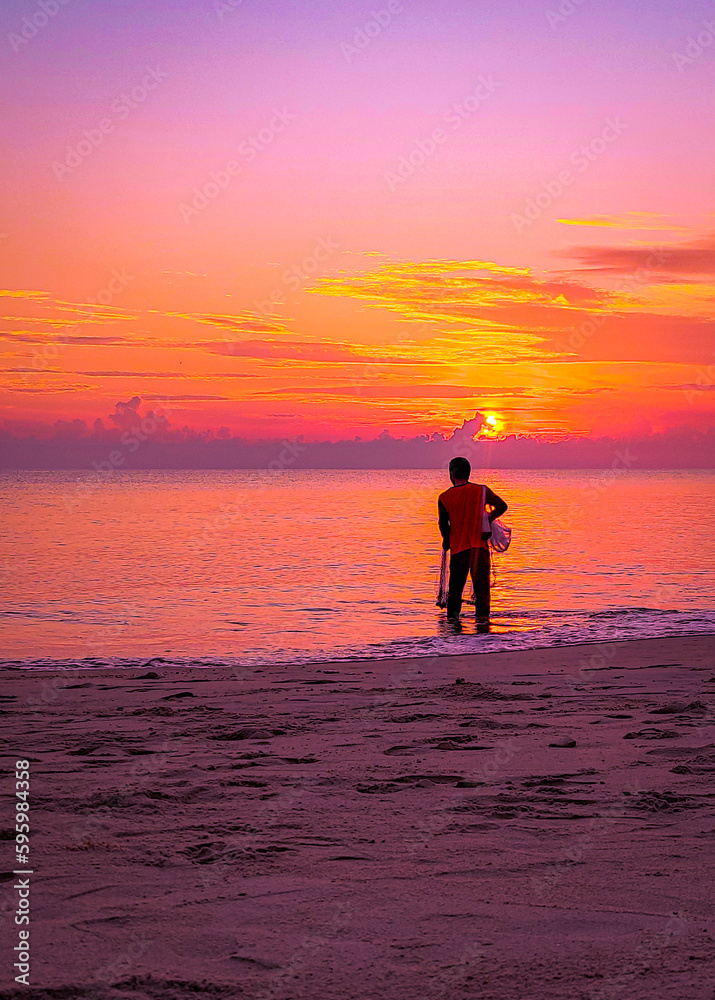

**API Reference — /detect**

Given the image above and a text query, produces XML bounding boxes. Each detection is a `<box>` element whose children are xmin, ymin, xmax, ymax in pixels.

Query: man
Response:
<box><xmin>438</xmin><ymin>456</ymin><xmax>508</xmax><ymax>621</ymax></box>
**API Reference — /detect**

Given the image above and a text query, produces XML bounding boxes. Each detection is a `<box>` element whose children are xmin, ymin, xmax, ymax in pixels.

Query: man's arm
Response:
<box><xmin>438</xmin><ymin>499</ymin><xmax>450</xmax><ymax>551</ymax></box>
<box><xmin>484</xmin><ymin>486</ymin><xmax>507</xmax><ymax>524</ymax></box>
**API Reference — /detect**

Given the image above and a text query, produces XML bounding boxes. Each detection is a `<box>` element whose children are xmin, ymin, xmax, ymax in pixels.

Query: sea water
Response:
<box><xmin>1</xmin><ymin>469</ymin><xmax>713</xmax><ymax>666</ymax></box>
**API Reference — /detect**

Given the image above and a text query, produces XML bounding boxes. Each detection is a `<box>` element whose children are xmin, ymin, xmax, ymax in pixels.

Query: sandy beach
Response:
<box><xmin>2</xmin><ymin>634</ymin><xmax>714</xmax><ymax>999</ymax></box>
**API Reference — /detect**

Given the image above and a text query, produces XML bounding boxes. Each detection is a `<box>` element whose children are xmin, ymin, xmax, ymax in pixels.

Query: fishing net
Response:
<box><xmin>490</xmin><ymin>518</ymin><xmax>512</xmax><ymax>553</ymax></box>
<box><xmin>435</xmin><ymin>523</ymin><xmax>512</xmax><ymax>607</ymax></box>
<box><xmin>435</xmin><ymin>549</ymin><xmax>449</xmax><ymax>608</ymax></box>
<box><xmin>435</xmin><ymin>549</ymin><xmax>498</xmax><ymax>606</ymax></box>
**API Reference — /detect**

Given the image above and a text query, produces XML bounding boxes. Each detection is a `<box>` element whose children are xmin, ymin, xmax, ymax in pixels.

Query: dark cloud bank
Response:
<box><xmin>1</xmin><ymin>397</ymin><xmax>713</xmax><ymax>469</ymax></box>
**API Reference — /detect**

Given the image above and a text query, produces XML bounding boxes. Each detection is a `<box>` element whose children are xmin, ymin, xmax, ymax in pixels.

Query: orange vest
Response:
<box><xmin>439</xmin><ymin>482</ymin><xmax>486</xmax><ymax>554</ymax></box>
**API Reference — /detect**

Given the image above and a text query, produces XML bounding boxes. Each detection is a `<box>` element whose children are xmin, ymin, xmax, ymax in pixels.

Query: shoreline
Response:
<box><xmin>2</xmin><ymin>633</ymin><xmax>714</xmax><ymax>999</ymax></box>
<box><xmin>3</xmin><ymin>627</ymin><xmax>715</xmax><ymax>673</ymax></box>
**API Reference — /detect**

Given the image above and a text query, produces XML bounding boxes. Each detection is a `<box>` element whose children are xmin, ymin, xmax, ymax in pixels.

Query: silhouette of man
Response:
<box><xmin>438</xmin><ymin>457</ymin><xmax>507</xmax><ymax>621</ymax></box>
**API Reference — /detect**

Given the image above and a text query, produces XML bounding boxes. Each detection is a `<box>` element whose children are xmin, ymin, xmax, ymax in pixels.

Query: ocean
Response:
<box><xmin>1</xmin><ymin>469</ymin><xmax>714</xmax><ymax>667</ymax></box>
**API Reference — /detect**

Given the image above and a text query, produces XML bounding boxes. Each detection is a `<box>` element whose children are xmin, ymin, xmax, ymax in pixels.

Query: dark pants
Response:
<box><xmin>448</xmin><ymin>546</ymin><xmax>490</xmax><ymax>619</ymax></box>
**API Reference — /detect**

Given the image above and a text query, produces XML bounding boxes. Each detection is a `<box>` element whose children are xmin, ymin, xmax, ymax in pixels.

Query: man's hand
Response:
<box><xmin>485</xmin><ymin>487</ymin><xmax>508</xmax><ymax>523</ymax></box>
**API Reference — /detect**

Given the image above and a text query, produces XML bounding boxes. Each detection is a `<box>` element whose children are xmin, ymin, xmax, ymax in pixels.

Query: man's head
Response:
<box><xmin>449</xmin><ymin>456</ymin><xmax>471</xmax><ymax>484</ymax></box>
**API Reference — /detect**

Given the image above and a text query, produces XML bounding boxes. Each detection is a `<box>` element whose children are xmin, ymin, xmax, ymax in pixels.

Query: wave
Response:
<box><xmin>3</xmin><ymin>606</ymin><xmax>715</xmax><ymax>671</ymax></box>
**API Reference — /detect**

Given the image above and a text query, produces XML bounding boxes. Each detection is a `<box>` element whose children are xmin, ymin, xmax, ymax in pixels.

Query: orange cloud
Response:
<box><xmin>557</xmin><ymin>213</ymin><xmax>690</xmax><ymax>232</ymax></box>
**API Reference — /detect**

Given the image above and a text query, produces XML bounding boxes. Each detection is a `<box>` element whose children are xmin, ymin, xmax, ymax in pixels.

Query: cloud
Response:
<box><xmin>1</xmin><ymin>411</ymin><xmax>712</xmax><ymax>470</ymax></box>
<box><xmin>107</xmin><ymin>395</ymin><xmax>143</xmax><ymax>431</ymax></box>
<box><xmin>266</xmin><ymin>384</ymin><xmax>506</xmax><ymax>398</ymax></box>
<box><xmin>2</xmin><ymin>256</ymin><xmax>712</xmax><ymax>439</ymax></box>
<box><xmin>307</xmin><ymin>255</ymin><xmax>715</xmax><ymax>367</ymax></box>
<box><xmin>1</xmin><ymin>380</ymin><xmax>96</xmax><ymax>393</ymax></box>
<box><xmin>75</xmin><ymin>370</ymin><xmax>191</xmax><ymax>378</ymax></box>
<box><xmin>255</xmin><ymin>383</ymin><xmax>614</xmax><ymax>400</ymax></box>
<box><xmin>48</xmin><ymin>299</ymin><xmax>136</xmax><ymax>322</ymax></box>
<box><xmin>0</xmin><ymin>291</ymin><xmax>136</xmax><ymax>326</ymax></box>
<box><xmin>660</xmin><ymin>383</ymin><xmax>715</xmax><ymax>392</ymax></box>
<box><xmin>70</xmin><ymin>370</ymin><xmax>261</xmax><ymax>380</ymax></box>
<box><xmin>561</xmin><ymin>233</ymin><xmax>715</xmax><ymax>277</ymax></box>
<box><xmin>194</xmin><ymin>372</ymin><xmax>261</xmax><ymax>378</ymax></box>
<box><xmin>0</xmin><ymin>289</ymin><xmax>51</xmax><ymax>300</ymax></box>
<box><xmin>199</xmin><ymin>339</ymin><xmax>434</xmax><ymax>365</ymax></box>
<box><xmin>0</xmin><ymin>317</ymin><xmax>104</xmax><ymax>329</ymax></box>
<box><xmin>160</xmin><ymin>310</ymin><xmax>293</xmax><ymax>337</ymax></box>
<box><xmin>257</xmin><ymin>383</ymin><xmax>493</xmax><ymax>399</ymax></box>
<box><xmin>0</xmin><ymin>332</ymin><xmax>144</xmax><ymax>346</ymax></box>
<box><xmin>308</xmin><ymin>260</ymin><xmax>617</xmax><ymax>362</ymax></box>
<box><xmin>557</xmin><ymin>213</ymin><xmax>690</xmax><ymax>232</ymax></box>
<box><xmin>139</xmin><ymin>394</ymin><xmax>231</xmax><ymax>401</ymax></box>
<box><xmin>194</xmin><ymin>313</ymin><xmax>291</xmax><ymax>334</ymax></box>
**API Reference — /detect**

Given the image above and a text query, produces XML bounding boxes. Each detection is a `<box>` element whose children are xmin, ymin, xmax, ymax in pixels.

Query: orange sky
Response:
<box><xmin>1</xmin><ymin>0</ymin><xmax>714</xmax><ymax>443</ymax></box>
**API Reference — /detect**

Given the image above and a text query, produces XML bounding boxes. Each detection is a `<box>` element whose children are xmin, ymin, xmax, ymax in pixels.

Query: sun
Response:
<box><xmin>482</xmin><ymin>413</ymin><xmax>501</xmax><ymax>436</ymax></box>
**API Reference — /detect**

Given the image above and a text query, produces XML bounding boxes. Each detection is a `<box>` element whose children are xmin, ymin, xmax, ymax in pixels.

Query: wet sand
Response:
<box><xmin>1</xmin><ymin>634</ymin><xmax>714</xmax><ymax>999</ymax></box>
